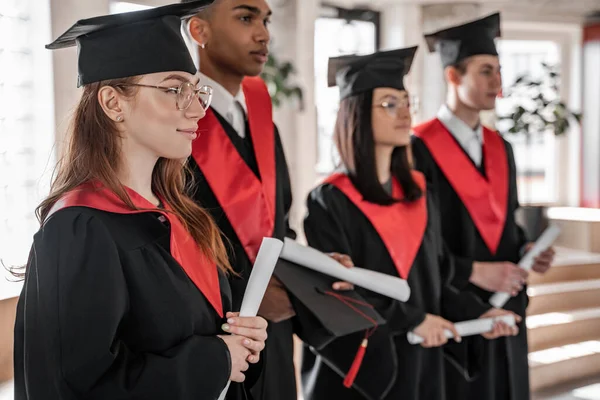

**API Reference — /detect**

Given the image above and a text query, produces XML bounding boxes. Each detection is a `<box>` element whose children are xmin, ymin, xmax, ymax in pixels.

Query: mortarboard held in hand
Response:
<box><xmin>275</xmin><ymin>258</ymin><xmax>386</xmax><ymax>391</ymax></box>
<box><xmin>46</xmin><ymin>0</ymin><xmax>214</xmax><ymax>87</ymax></box>
<box><xmin>275</xmin><ymin>259</ymin><xmax>385</xmax><ymax>351</ymax></box>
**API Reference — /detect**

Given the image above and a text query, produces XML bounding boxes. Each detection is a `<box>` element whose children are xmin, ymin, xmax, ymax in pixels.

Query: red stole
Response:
<box><xmin>413</xmin><ymin>118</ymin><xmax>509</xmax><ymax>254</ymax></box>
<box><xmin>325</xmin><ymin>172</ymin><xmax>428</xmax><ymax>279</ymax></box>
<box><xmin>192</xmin><ymin>77</ymin><xmax>275</xmax><ymax>264</ymax></box>
<box><xmin>49</xmin><ymin>182</ymin><xmax>223</xmax><ymax>317</ymax></box>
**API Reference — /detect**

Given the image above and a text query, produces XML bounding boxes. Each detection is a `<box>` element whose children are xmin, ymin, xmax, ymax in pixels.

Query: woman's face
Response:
<box><xmin>120</xmin><ymin>71</ymin><xmax>207</xmax><ymax>160</ymax></box>
<box><xmin>371</xmin><ymin>87</ymin><xmax>412</xmax><ymax>148</ymax></box>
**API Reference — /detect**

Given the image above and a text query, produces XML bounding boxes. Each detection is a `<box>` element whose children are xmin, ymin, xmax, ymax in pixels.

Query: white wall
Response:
<box><xmin>49</xmin><ymin>0</ymin><xmax>111</xmax><ymax>153</ymax></box>
<box><xmin>582</xmin><ymin>40</ymin><xmax>600</xmax><ymax>207</ymax></box>
<box><xmin>269</xmin><ymin>0</ymin><xmax>320</xmax><ymax>239</ymax></box>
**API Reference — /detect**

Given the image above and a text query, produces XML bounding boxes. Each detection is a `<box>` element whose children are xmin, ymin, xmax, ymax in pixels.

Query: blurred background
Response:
<box><xmin>1</xmin><ymin>0</ymin><xmax>600</xmax><ymax>398</ymax></box>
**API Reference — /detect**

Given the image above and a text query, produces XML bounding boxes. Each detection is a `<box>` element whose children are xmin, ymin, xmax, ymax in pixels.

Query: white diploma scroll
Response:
<box><xmin>279</xmin><ymin>238</ymin><xmax>411</xmax><ymax>302</ymax></box>
<box><xmin>218</xmin><ymin>238</ymin><xmax>284</xmax><ymax>400</ymax></box>
<box><xmin>407</xmin><ymin>314</ymin><xmax>516</xmax><ymax>345</ymax></box>
<box><xmin>489</xmin><ymin>225</ymin><xmax>561</xmax><ymax>308</ymax></box>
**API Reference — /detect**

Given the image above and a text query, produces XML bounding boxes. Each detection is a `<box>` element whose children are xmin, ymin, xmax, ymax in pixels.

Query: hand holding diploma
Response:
<box><xmin>479</xmin><ymin>308</ymin><xmax>521</xmax><ymax>339</ymax></box>
<box><xmin>218</xmin><ymin>238</ymin><xmax>284</xmax><ymax>399</ymax></box>
<box><xmin>407</xmin><ymin>312</ymin><xmax>518</xmax><ymax>345</ymax></box>
<box><xmin>412</xmin><ymin>314</ymin><xmax>461</xmax><ymax>348</ymax></box>
<box><xmin>489</xmin><ymin>225</ymin><xmax>560</xmax><ymax>308</ymax></box>
<box><xmin>280</xmin><ymin>238</ymin><xmax>410</xmax><ymax>302</ymax></box>
<box><xmin>327</xmin><ymin>252</ymin><xmax>355</xmax><ymax>291</ymax></box>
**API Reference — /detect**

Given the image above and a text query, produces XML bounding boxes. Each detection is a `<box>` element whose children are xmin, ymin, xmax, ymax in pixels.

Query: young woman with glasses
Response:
<box><xmin>301</xmin><ymin>47</ymin><xmax>519</xmax><ymax>400</ymax></box>
<box><xmin>13</xmin><ymin>2</ymin><xmax>267</xmax><ymax>400</ymax></box>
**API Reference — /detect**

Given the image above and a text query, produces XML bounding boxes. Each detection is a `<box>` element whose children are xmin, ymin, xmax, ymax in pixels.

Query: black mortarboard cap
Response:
<box><xmin>46</xmin><ymin>1</ymin><xmax>213</xmax><ymax>87</ymax></box>
<box><xmin>274</xmin><ymin>259</ymin><xmax>385</xmax><ymax>350</ymax></box>
<box><xmin>277</xmin><ymin>258</ymin><xmax>398</xmax><ymax>398</ymax></box>
<box><xmin>328</xmin><ymin>46</ymin><xmax>418</xmax><ymax>100</ymax></box>
<box><xmin>424</xmin><ymin>12</ymin><xmax>501</xmax><ymax>68</ymax></box>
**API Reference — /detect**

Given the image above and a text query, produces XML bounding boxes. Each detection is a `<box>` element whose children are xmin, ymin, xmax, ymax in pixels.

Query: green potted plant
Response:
<box><xmin>260</xmin><ymin>53</ymin><xmax>304</xmax><ymax>110</ymax></box>
<box><xmin>497</xmin><ymin>62</ymin><xmax>581</xmax><ymax>239</ymax></box>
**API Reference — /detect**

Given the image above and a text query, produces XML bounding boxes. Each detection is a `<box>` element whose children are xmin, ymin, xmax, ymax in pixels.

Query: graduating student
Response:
<box><xmin>302</xmin><ymin>46</ymin><xmax>518</xmax><ymax>400</ymax></box>
<box><xmin>13</xmin><ymin>3</ymin><xmax>268</xmax><ymax>399</ymax></box>
<box><xmin>182</xmin><ymin>1</ymin><xmax>353</xmax><ymax>398</ymax></box>
<box><xmin>411</xmin><ymin>13</ymin><xmax>555</xmax><ymax>400</ymax></box>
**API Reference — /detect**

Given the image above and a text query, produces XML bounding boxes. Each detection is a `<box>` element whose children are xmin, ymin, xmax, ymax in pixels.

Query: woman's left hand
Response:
<box><xmin>222</xmin><ymin>312</ymin><xmax>268</xmax><ymax>364</ymax></box>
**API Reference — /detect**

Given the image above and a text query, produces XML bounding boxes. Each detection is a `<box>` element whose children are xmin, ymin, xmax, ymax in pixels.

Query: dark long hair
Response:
<box><xmin>14</xmin><ymin>76</ymin><xmax>233</xmax><ymax>277</ymax></box>
<box><xmin>334</xmin><ymin>89</ymin><xmax>422</xmax><ymax>205</ymax></box>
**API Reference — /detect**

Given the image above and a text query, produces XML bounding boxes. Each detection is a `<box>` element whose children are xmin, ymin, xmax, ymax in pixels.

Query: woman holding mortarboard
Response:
<box><xmin>301</xmin><ymin>46</ymin><xmax>519</xmax><ymax>400</ymax></box>
<box><xmin>13</xmin><ymin>2</ymin><xmax>267</xmax><ymax>399</ymax></box>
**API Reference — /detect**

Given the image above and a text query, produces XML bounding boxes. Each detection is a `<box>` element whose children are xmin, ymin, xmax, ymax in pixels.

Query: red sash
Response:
<box><xmin>325</xmin><ymin>172</ymin><xmax>428</xmax><ymax>279</ymax></box>
<box><xmin>413</xmin><ymin>118</ymin><xmax>509</xmax><ymax>254</ymax></box>
<box><xmin>192</xmin><ymin>77</ymin><xmax>275</xmax><ymax>264</ymax></box>
<box><xmin>48</xmin><ymin>182</ymin><xmax>223</xmax><ymax>317</ymax></box>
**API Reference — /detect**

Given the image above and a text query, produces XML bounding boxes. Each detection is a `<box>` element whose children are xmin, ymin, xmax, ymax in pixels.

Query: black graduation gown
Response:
<box><xmin>188</xmin><ymin>111</ymin><xmax>297</xmax><ymax>400</ymax></box>
<box><xmin>411</xmin><ymin>133</ymin><xmax>530</xmax><ymax>400</ymax></box>
<box><xmin>13</xmin><ymin>206</ymin><xmax>258</xmax><ymax>400</ymax></box>
<box><xmin>301</xmin><ymin>177</ymin><xmax>490</xmax><ymax>400</ymax></box>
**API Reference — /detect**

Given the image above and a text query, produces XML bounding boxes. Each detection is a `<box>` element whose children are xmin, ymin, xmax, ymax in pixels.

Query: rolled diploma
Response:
<box><xmin>218</xmin><ymin>237</ymin><xmax>284</xmax><ymax>400</ymax></box>
<box><xmin>280</xmin><ymin>238</ymin><xmax>411</xmax><ymax>302</ymax></box>
<box><xmin>407</xmin><ymin>314</ymin><xmax>516</xmax><ymax>345</ymax></box>
<box><xmin>489</xmin><ymin>225</ymin><xmax>561</xmax><ymax>308</ymax></box>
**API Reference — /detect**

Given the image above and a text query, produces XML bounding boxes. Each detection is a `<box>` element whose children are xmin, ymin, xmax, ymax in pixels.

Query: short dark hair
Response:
<box><xmin>180</xmin><ymin>0</ymin><xmax>217</xmax><ymax>20</ymax></box>
<box><xmin>334</xmin><ymin>90</ymin><xmax>422</xmax><ymax>205</ymax></box>
<box><xmin>448</xmin><ymin>59</ymin><xmax>469</xmax><ymax>75</ymax></box>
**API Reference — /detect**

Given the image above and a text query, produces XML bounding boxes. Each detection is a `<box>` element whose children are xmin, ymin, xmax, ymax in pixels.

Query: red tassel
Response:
<box><xmin>343</xmin><ymin>338</ymin><xmax>368</xmax><ymax>388</ymax></box>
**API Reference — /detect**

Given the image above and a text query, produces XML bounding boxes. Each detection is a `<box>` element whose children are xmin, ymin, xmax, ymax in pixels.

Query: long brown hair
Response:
<box><xmin>36</xmin><ymin>76</ymin><xmax>233</xmax><ymax>274</ymax></box>
<box><xmin>334</xmin><ymin>89</ymin><xmax>422</xmax><ymax>205</ymax></box>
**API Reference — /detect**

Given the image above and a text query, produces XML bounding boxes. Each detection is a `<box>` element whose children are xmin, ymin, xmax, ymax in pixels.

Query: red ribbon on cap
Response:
<box><xmin>323</xmin><ymin>290</ymin><xmax>379</xmax><ymax>388</ymax></box>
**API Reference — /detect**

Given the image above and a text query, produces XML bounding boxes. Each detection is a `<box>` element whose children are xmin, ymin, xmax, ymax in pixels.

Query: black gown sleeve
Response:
<box><xmin>438</xmin><ymin>245</ymin><xmax>488</xmax><ymax>383</ymax></box>
<box><xmin>21</xmin><ymin>209</ymin><xmax>232</xmax><ymax>400</ymax></box>
<box><xmin>437</xmin><ymin>244</ymin><xmax>491</xmax><ymax>322</ymax></box>
<box><xmin>304</xmin><ymin>185</ymin><xmax>426</xmax><ymax>334</ymax></box>
<box><xmin>275</xmin><ymin>125</ymin><xmax>297</xmax><ymax>240</ymax></box>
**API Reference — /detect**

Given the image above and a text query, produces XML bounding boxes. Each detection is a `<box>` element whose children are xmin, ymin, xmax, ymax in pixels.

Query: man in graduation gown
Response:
<box><xmin>411</xmin><ymin>12</ymin><xmax>555</xmax><ymax>400</ymax></box>
<box><xmin>182</xmin><ymin>1</ymin><xmax>354</xmax><ymax>398</ymax></box>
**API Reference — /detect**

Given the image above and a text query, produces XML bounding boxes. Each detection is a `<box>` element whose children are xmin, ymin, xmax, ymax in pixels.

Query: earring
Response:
<box><xmin>200</xmin><ymin>43</ymin><xmax>206</xmax><ymax>49</ymax></box>
<box><xmin>116</xmin><ymin>116</ymin><xmax>123</xmax><ymax>122</ymax></box>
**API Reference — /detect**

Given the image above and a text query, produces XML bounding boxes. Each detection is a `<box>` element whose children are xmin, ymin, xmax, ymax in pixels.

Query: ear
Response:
<box><xmin>187</xmin><ymin>16</ymin><xmax>210</xmax><ymax>48</ymax></box>
<box><xmin>445</xmin><ymin>66</ymin><xmax>462</xmax><ymax>87</ymax></box>
<box><xmin>97</xmin><ymin>86</ymin><xmax>126</xmax><ymax>123</ymax></box>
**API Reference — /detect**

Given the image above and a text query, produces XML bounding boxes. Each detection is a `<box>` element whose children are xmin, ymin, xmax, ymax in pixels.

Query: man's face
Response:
<box><xmin>455</xmin><ymin>55</ymin><xmax>502</xmax><ymax>111</ymax></box>
<box><xmin>204</xmin><ymin>0</ymin><xmax>271</xmax><ymax>77</ymax></box>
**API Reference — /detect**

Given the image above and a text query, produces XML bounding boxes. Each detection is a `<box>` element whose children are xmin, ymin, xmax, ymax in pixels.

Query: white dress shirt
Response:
<box><xmin>437</xmin><ymin>104</ymin><xmax>484</xmax><ymax>167</ymax></box>
<box><xmin>199</xmin><ymin>72</ymin><xmax>248</xmax><ymax>138</ymax></box>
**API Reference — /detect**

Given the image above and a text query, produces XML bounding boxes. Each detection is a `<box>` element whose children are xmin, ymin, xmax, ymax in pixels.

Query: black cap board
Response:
<box><xmin>46</xmin><ymin>1</ymin><xmax>213</xmax><ymax>87</ymax></box>
<box><xmin>274</xmin><ymin>259</ymin><xmax>385</xmax><ymax>350</ymax></box>
<box><xmin>424</xmin><ymin>12</ymin><xmax>501</xmax><ymax>68</ymax></box>
<box><xmin>327</xmin><ymin>46</ymin><xmax>418</xmax><ymax>100</ymax></box>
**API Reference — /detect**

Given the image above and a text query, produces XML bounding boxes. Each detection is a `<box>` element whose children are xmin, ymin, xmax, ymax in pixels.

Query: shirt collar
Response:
<box><xmin>198</xmin><ymin>72</ymin><xmax>247</xmax><ymax>116</ymax></box>
<box><xmin>437</xmin><ymin>104</ymin><xmax>483</xmax><ymax>146</ymax></box>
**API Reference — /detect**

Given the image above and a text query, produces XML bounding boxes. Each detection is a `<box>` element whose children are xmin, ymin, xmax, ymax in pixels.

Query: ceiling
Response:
<box><xmin>131</xmin><ymin>0</ymin><xmax>599</xmax><ymax>22</ymax></box>
<box><xmin>325</xmin><ymin>0</ymin><xmax>600</xmax><ymax>21</ymax></box>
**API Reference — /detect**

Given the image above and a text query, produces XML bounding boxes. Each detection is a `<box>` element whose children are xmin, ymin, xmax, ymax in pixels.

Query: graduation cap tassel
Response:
<box><xmin>323</xmin><ymin>290</ymin><xmax>378</xmax><ymax>389</ymax></box>
<box><xmin>343</xmin><ymin>337</ymin><xmax>369</xmax><ymax>388</ymax></box>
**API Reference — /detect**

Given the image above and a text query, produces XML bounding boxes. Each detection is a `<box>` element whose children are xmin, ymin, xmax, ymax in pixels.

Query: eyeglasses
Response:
<box><xmin>116</xmin><ymin>82</ymin><xmax>213</xmax><ymax>111</ymax></box>
<box><xmin>374</xmin><ymin>95</ymin><xmax>420</xmax><ymax>118</ymax></box>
